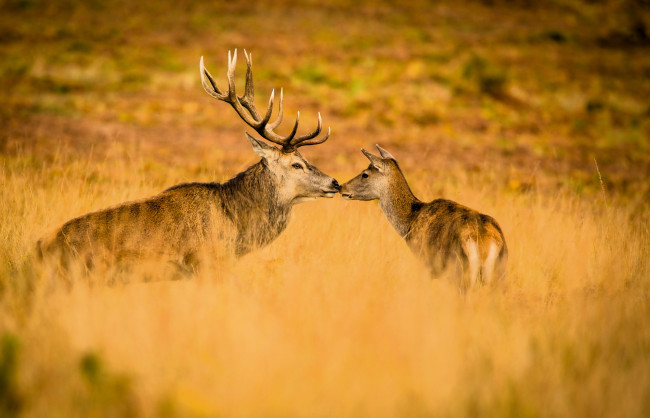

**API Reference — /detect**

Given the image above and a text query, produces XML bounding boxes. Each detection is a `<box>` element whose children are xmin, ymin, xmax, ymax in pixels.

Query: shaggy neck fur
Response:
<box><xmin>219</xmin><ymin>160</ymin><xmax>292</xmax><ymax>255</ymax></box>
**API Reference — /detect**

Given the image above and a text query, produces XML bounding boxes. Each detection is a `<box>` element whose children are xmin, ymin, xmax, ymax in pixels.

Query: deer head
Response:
<box><xmin>200</xmin><ymin>49</ymin><xmax>340</xmax><ymax>205</ymax></box>
<box><xmin>340</xmin><ymin>145</ymin><xmax>402</xmax><ymax>201</ymax></box>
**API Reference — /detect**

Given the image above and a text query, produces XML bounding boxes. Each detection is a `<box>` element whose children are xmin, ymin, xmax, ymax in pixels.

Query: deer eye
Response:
<box><xmin>292</xmin><ymin>163</ymin><xmax>303</xmax><ymax>169</ymax></box>
<box><xmin>362</xmin><ymin>173</ymin><xmax>369</xmax><ymax>179</ymax></box>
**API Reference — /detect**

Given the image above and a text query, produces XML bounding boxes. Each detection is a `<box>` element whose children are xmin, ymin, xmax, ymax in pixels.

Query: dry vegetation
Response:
<box><xmin>1</xmin><ymin>0</ymin><xmax>650</xmax><ymax>416</ymax></box>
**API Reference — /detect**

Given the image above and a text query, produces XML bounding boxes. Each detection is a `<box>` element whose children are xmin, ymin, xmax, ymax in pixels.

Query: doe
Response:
<box><xmin>340</xmin><ymin>145</ymin><xmax>507</xmax><ymax>290</ymax></box>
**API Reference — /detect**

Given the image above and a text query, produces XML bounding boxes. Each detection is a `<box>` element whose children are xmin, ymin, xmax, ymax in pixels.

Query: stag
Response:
<box><xmin>38</xmin><ymin>50</ymin><xmax>340</xmax><ymax>278</ymax></box>
<box><xmin>340</xmin><ymin>146</ymin><xmax>507</xmax><ymax>290</ymax></box>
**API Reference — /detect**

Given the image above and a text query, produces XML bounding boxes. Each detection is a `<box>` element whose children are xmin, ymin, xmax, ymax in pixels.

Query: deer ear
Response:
<box><xmin>361</xmin><ymin>148</ymin><xmax>384</xmax><ymax>172</ymax></box>
<box><xmin>246</xmin><ymin>133</ymin><xmax>279</xmax><ymax>160</ymax></box>
<box><xmin>375</xmin><ymin>144</ymin><xmax>396</xmax><ymax>160</ymax></box>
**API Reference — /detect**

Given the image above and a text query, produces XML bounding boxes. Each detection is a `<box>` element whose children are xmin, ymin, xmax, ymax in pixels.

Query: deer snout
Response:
<box><xmin>339</xmin><ymin>182</ymin><xmax>352</xmax><ymax>199</ymax></box>
<box><xmin>319</xmin><ymin>178</ymin><xmax>341</xmax><ymax>198</ymax></box>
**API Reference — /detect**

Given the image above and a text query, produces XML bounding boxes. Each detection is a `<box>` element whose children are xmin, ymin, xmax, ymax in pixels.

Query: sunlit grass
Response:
<box><xmin>1</xmin><ymin>0</ymin><xmax>649</xmax><ymax>416</ymax></box>
<box><xmin>1</xmin><ymin>150</ymin><xmax>648</xmax><ymax>417</ymax></box>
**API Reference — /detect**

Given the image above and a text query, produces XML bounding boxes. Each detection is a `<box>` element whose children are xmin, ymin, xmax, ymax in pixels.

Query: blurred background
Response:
<box><xmin>1</xmin><ymin>1</ymin><xmax>649</xmax><ymax>417</ymax></box>
<box><xmin>2</xmin><ymin>0</ymin><xmax>649</xmax><ymax>196</ymax></box>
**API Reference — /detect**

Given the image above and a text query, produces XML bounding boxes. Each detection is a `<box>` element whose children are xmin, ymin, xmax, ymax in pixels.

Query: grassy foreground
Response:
<box><xmin>1</xmin><ymin>159</ymin><xmax>649</xmax><ymax>417</ymax></box>
<box><xmin>1</xmin><ymin>0</ymin><xmax>650</xmax><ymax>417</ymax></box>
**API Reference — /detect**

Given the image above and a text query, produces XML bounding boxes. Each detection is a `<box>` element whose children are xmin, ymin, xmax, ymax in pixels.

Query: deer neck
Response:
<box><xmin>222</xmin><ymin>161</ymin><xmax>292</xmax><ymax>221</ymax></box>
<box><xmin>221</xmin><ymin>161</ymin><xmax>292</xmax><ymax>255</ymax></box>
<box><xmin>379</xmin><ymin>172</ymin><xmax>420</xmax><ymax>238</ymax></box>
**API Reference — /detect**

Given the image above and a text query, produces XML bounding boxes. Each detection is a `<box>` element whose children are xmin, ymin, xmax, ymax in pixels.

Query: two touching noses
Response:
<box><xmin>331</xmin><ymin>178</ymin><xmax>352</xmax><ymax>197</ymax></box>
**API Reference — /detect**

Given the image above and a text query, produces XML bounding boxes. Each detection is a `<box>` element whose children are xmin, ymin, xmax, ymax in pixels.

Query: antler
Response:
<box><xmin>200</xmin><ymin>49</ymin><xmax>330</xmax><ymax>151</ymax></box>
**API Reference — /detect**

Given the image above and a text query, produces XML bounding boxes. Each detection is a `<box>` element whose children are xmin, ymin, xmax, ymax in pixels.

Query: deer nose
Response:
<box><xmin>332</xmin><ymin>179</ymin><xmax>341</xmax><ymax>190</ymax></box>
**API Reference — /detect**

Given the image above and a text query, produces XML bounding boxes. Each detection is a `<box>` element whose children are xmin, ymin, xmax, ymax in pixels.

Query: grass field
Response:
<box><xmin>1</xmin><ymin>0</ymin><xmax>650</xmax><ymax>416</ymax></box>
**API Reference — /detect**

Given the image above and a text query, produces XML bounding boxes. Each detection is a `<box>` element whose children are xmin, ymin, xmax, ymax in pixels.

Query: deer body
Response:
<box><xmin>341</xmin><ymin>146</ymin><xmax>507</xmax><ymax>289</ymax></box>
<box><xmin>38</xmin><ymin>50</ymin><xmax>340</xmax><ymax>275</ymax></box>
<box><xmin>39</xmin><ymin>161</ymin><xmax>288</xmax><ymax>269</ymax></box>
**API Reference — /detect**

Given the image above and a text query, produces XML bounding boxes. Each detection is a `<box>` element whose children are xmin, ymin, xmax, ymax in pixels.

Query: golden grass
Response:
<box><xmin>1</xmin><ymin>153</ymin><xmax>649</xmax><ymax>417</ymax></box>
<box><xmin>1</xmin><ymin>1</ymin><xmax>649</xmax><ymax>414</ymax></box>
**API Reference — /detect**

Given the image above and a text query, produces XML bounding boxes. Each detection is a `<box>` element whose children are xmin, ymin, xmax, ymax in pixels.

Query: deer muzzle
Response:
<box><xmin>321</xmin><ymin>179</ymin><xmax>341</xmax><ymax>197</ymax></box>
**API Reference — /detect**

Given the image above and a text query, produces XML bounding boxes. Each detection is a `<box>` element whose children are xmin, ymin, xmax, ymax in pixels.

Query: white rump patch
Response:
<box><xmin>482</xmin><ymin>242</ymin><xmax>500</xmax><ymax>284</ymax></box>
<box><xmin>465</xmin><ymin>238</ymin><xmax>480</xmax><ymax>287</ymax></box>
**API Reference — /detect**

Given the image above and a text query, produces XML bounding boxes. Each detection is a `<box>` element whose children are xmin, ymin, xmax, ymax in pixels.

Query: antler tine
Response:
<box><xmin>239</xmin><ymin>50</ymin><xmax>277</xmax><ymax>138</ymax></box>
<box><xmin>226</xmin><ymin>49</ymin><xmax>238</xmax><ymax>100</ymax></box>
<box><xmin>199</xmin><ymin>56</ymin><xmax>226</xmax><ymax>100</ymax></box>
<box><xmin>225</xmin><ymin>49</ymin><xmax>279</xmax><ymax>135</ymax></box>
<box><xmin>277</xmin><ymin>111</ymin><xmax>300</xmax><ymax>144</ymax></box>
<box><xmin>291</xmin><ymin>112</ymin><xmax>325</xmax><ymax>146</ymax></box>
<box><xmin>259</xmin><ymin>89</ymin><xmax>275</xmax><ymax>128</ymax></box>
<box><xmin>267</xmin><ymin>88</ymin><xmax>284</xmax><ymax>130</ymax></box>
<box><xmin>293</xmin><ymin>126</ymin><xmax>331</xmax><ymax>148</ymax></box>
<box><xmin>239</xmin><ymin>49</ymin><xmax>262</xmax><ymax>120</ymax></box>
<box><xmin>220</xmin><ymin>49</ymin><xmax>267</xmax><ymax>130</ymax></box>
<box><xmin>243</xmin><ymin>50</ymin><xmax>254</xmax><ymax>102</ymax></box>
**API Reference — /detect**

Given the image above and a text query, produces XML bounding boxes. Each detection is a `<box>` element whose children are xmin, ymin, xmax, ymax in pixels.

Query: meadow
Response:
<box><xmin>1</xmin><ymin>0</ymin><xmax>649</xmax><ymax>416</ymax></box>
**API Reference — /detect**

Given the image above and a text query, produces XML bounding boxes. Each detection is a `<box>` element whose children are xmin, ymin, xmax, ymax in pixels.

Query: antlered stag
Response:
<box><xmin>340</xmin><ymin>145</ymin><xmax>507</xmax><ymax>290</ymax></box>
<box><xmin>38</xmin><ymin>49</ymin><xmax>340</xmax><ymax>277</ymax></box>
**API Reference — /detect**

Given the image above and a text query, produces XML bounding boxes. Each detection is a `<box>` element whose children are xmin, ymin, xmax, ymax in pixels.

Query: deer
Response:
<box><xmin>37</xmin><ymin>49</ymin><xmax>341</xmax><ymax>281</ymax></box>
<box><xmin>340</xmin><ymin>145</ymin><xmax>507</xmax><ymax>290</ymax></box>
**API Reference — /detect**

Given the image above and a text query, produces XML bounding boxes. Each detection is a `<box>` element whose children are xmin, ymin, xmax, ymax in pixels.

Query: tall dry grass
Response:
<box><xmin>1</xmin><ymin>151</ymin><xmax>648</xmax><ymax>417</ymax></box>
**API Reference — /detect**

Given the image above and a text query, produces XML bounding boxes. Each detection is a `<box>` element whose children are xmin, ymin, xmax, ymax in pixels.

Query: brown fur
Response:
<box><xmin>341</xmin><ymin>146</ymin><xmax>507</xmax><ymax>289</ymax></box>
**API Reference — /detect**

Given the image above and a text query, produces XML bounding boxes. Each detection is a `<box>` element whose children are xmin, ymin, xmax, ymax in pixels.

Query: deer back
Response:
<box><xmin>406</xmin><ymin>199</ymin><xmax>507</xmax><ymax>276</ymax></box>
